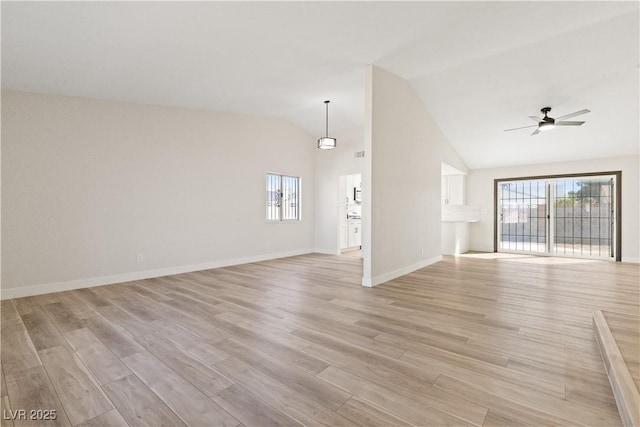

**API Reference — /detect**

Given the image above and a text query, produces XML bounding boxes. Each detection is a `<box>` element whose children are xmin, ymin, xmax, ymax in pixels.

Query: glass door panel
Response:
<box><xmin>497</xmin><ymin>180</ymin><xmax>547</xmax><ymax>253</ymax></box>
<box><xmin>552</xmin><ymin>176</ymin><xmax>613</xmax><ymax>258</ymax></box>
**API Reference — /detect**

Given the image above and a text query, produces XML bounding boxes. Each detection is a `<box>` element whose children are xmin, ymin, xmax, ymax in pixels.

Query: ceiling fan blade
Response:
<box><xmin>504</xmin><ymin>124</ymin><xmax>538</xmax><ymax>132</ymax></box>
<box><xmin>528</xmin><ymin>116</ymin><xmax>543</xmax><ymax>122</ymax></box>
<box><xmin>531</xmin><ymin>128</ymin><xmax>541</xmax><ymax>136</ymax></box>
<box><xmin>555</xmin><ymin>109</ymin><xmax>590</xmax><ymax>120</ymax></box>
<box><xmin>555</xmin><ymin>121</ymin><xmax>585</xmax><ymax>126</ymax></box>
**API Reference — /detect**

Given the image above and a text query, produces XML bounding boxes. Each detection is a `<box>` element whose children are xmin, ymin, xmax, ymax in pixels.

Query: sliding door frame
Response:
<box><xmin>493</xmin><ymin>171</ymin><xmax>621</xmax><ymax>261</ymax></box>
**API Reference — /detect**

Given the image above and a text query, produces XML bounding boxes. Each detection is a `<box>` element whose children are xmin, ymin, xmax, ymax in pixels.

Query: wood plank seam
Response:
<box><xmin>2</xmin><ymin>254</ymin><xmax>637</xmax><ymax>426</ymax></box>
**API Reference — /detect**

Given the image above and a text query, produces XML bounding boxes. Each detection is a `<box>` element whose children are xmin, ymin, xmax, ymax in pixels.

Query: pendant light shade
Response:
<box><xmin>317</xmin><ymin>100</ymin><xmax>336</xmax><ymax>150</ymax></box>
<box><xmin>317</xmin><ymin>136</ymin><xmax>337</xmax><ymax>150</ymax></box>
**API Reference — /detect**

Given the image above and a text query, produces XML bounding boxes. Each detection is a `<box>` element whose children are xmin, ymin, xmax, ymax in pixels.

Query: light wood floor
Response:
<box><xmin>1</xmin><ymin>253</ymin><xmax>638</xmax><ymax>426</ymax></box>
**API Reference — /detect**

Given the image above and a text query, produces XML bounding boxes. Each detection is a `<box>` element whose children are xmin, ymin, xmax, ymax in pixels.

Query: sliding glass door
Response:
<box><xmin>552</xmin><ymin>176</ymin><xmax>614</xmax><ymax>258</ymax></box>
<box><xmin>496</xmin><ymin>172</ymin><xmax>620</xmax><ymax>260</ymax></box>
<box><xmin>497</xmin><ymin>180</ymin><xmax>547</xmax><ymax>253</ymax></box>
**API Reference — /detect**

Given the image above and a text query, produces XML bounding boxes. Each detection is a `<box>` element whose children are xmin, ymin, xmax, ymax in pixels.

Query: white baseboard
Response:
<box><xmin>0</xmin><ymin>249</ymin><xmax>313</xmax><ymax>300</ymax></box>
<box><xmin>621</xmin><ymin>256</ymin><xmax>640</xmax><ymax>264</ymax></box>
<box><xmin>314</xmin><ymin>248</ymin><xmax>340</xmax><ymax>256</ymax></box>
<box><xmin>340</xmin><ymin>247</ymin><xmax>361</xmax><ymax>253</ymax></box>
<box><xmin>363</xmin><ymin>255</ymin><xmax>442</xmax><ymax>287</ymax></box>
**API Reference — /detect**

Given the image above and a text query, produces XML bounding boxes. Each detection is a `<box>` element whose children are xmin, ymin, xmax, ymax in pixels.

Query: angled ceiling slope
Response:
<box><xmin>2</xmin><ymin>1</ymin><xmax>638</xmax><ymax>169</ymax></box>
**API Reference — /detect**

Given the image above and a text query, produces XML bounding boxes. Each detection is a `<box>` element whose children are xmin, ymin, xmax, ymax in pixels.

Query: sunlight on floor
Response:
<box><xmin>458</xmin><ymin>252</ymin><xmax>601</xmax><ymax>265</ymax></box>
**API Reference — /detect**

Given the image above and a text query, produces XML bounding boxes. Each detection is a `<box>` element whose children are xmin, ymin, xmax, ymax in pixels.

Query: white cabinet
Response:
<box><xmin>347</xmin><ymin>219</ymin><xmax>361</xmax><ymax>248</ymax></box>
<box><xmin>346</xmin><ymin>175</ymin><xmax>354</xmax><ymax>203</ymax></box>
<box><xmin>442</xmin><ymin>174</ymin><xmax>465</xmax><ymax>205</ymax></box>
<box><xmin>345</xmin><ymin>174</ymin><xmax>362</xmax><ymax>205</ymax></box>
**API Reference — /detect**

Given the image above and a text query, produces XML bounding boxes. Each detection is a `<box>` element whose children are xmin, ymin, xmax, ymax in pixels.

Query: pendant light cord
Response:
<box><xmin>325</xmin><ymin>100</ymin><xmax>330</xmax><ymax>137</ymax></box>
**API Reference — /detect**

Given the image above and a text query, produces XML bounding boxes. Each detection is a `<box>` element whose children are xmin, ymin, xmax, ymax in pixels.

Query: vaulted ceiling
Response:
<box><xmin>2</xmin><ymin>2</ymin><xmax>638</xmax><ymax>169</ymax></box>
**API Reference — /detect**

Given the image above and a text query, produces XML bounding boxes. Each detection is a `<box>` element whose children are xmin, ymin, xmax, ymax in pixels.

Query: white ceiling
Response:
<box><xmin>2</xmin><ymin>1</ymin><xmax>638</xmax><ymax>169</ymax></box>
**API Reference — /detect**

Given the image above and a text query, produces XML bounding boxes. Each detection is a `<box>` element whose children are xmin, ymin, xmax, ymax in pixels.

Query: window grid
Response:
<box><xmin>499</xmin><ymin>180</ymin><xmax>546</xmax><ymax>253</ymax></box>
<box><xmin>266</xmin><ymin>173</ymin><xmax>300</xmax><ymax>221</ymax></box>
<box><xmin>498</xmin><ymin>175</ymin><xmax>614</xmax><ymax>259</ymax></box>
<box><xmin>553</xmin><ymin>177</ymin><xmax>612</xmax><ymax>258</ymax></box>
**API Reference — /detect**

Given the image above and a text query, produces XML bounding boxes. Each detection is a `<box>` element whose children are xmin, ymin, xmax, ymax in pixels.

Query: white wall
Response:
<box><xmin>1</xmin><ymin>90</ymin><xmax>316</xmax><ymax>298</ymax></box>
<box><xmin>441</xmin><ymin>172</ymin><xmax>470</xmax><ymax>256</ymax></box>
<box><xmin>441</xmin><ymin>223</ymin><xmax>470</xmax><ymax>255</ymax></box>
<box><xmin>364</xmin><ymin>66</ymin><xmax>467</xmax><ymax>286</ymax></box>
<box><xmin>467</xmin><ymin>155</ymin><xmax>640</xmax><ymax>263</ymax></box>
<box><xmin>314</xmin><ymin>128</ymin><xmax>365</xmax><ymax>254</ymax></box>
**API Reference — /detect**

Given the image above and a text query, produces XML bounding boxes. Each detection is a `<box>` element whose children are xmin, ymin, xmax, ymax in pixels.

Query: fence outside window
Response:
<box><xmin>266</xmin><ymin>173</ymin><xmax>300</xmax><ymax>221</ymax></box>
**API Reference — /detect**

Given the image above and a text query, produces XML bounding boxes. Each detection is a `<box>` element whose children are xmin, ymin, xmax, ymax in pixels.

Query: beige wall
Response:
<box><xmin>364</xmin><ymin>66</ymin><xmax>467</xmax><ymax>286</ymax></box>
<box><xmin>6</xmin><ymin>88</ymin><xmax>632</xmax><ymax>299</ymax></box>
<box><xmin>467</xmin><ymin>155</ymin><xmax>640</xmax><ymax>262</ymax></box>
<box><xmin>1</xmin><ymin>90</ymin><xmax>316</xmax><ymax>298</ymax></box>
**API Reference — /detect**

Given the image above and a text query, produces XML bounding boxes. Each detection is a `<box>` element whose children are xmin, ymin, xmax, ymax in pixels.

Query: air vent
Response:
<box><xmin>354</xmin><ymin>150</ymin><xmax>365</xmax><ymax>158</ymax></box>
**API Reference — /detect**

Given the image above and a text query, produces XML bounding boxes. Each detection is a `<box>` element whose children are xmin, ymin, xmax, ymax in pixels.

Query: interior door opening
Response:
<box><xmin>495</xmin><ymin>172</ymin><xmax>621</xmax><ymax>261</ymax></box>
<box><xmin>339</xmin><ymin>173</ymin><xmax>362</xmax><ymax>255</ymax></box>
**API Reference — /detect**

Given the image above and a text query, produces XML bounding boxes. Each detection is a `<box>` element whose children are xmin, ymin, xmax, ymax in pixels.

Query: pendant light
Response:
<box><xmin>317</xmin><ymin>100</ymin><xmax>337</xmax><ymax>150</ymax></box>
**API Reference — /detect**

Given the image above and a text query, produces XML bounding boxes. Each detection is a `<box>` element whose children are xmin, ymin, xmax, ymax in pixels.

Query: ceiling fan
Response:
<box><xmin>504</xmin><ymin>107</ymin><xmax>590</xmax><ymax>136</ymax></box>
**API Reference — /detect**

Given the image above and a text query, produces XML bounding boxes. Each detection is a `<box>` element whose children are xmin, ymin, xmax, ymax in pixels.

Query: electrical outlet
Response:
<box><xmin>420</xmin><ymin>246</ymin><xmax>424</xmax><ymax>254</ymax></box>
<box><xmin>137</xmin><ymin>253</ymin><xmax>144</xmax><ymax>263</ymax></box>
<box><xmin>266</xmin><ymin>241</ymin><xmax>271</xmax><ymax>248</ymax></box>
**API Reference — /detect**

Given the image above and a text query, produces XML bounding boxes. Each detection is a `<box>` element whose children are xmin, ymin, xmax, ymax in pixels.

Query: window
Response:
<box><xmin>266</xmin><ymin>173</ymin><xmax>300</xmax><ymax>221</ymax></box>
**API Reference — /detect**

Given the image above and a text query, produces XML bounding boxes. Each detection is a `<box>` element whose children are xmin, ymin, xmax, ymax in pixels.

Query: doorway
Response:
<box><xmin>495</xmin><ymin>172</ymin><xmax>621</xmax><ymax>260</ymax></box>
<box><xmin>339</xmin><ymin>173</ymin><xmax>362</xmax><ymax>255</ymax></box>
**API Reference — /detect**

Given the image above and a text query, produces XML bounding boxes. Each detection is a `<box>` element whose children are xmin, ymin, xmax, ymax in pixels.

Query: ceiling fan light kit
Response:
<box><xmin>538</xmin><ymin>107</ymin><xmax>555</xmax><ymax>131</ymax></box>
<box><xmin>505</xmin><ymin>106</ymin><xmax>590</xmax><ymax>136</ymax></box>
<box><xmin>317</xmin><ymin>100</ymin><xmax>337</xmax><ymax>150</ymax></box>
